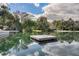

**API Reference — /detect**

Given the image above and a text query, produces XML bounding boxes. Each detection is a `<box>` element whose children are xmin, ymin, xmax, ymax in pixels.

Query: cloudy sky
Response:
<box><xmin>8</xmin><ymin>3</ymin><xmax>79</xmax><ymax>21</ymax></box>
<box><xmin>42</xmin><ymin>3</ymin><xmax>79</xmax><ymax>21</ymax></box>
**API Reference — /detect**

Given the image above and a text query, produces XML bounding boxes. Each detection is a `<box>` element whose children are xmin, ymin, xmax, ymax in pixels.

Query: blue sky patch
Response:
<box><xmin>8</xmin><ymin>3</ymin><xmax>48</xmax><ymax>14</ymax></box>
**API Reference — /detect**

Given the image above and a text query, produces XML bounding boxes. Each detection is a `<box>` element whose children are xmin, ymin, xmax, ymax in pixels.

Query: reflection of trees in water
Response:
<box><xmin>0</xmin><ymin>33</ymin><xmax>31</xmax><ymax>55</ymax></box>
<box><xmin>57</xmin><ymin>32</ymin><xmax>79</xmax><ymax>43</ymax></box>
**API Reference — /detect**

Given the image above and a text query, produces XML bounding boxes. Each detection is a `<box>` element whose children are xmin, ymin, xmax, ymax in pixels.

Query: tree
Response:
<box><xmin>0</xmin><ymin>4</ymin><xmax>15</xmax><ymax>29</ymax></box>
<box><xmin>53</xmin><ymin>20</ymin><xmax>62</xmax><ymax>30</ymax></box>
<box><xmin>62</xmin><ymin>18</ymin><xmax>74</xmax><ymax>30</ymax></box>
<box><xmin>67</xmin><ymin>18</ymin><xmax>74</xmax><ymax>30</ymax></box>
<box><xmin>11</xmin><ymin>14</ymin><xmax>22</xmax><ymax>32</ymax></box>
<box><xmin>74</xmin><ymin>21</ymin><xmax>79</xmax><ymax>30</ymax></box>
<box><xmin>22</xmin><ymin>18</ymin><xmax>36</xmax><ymax>33</ymax></box>
<box><xmin>37</xmin><ymin>16</ymin><xmax>49</xmax><ymax>32</ymax></box>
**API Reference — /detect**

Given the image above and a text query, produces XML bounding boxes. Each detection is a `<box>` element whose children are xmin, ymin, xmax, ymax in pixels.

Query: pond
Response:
<box><xmin>2</xmin><ymin>41</ymin><xmax>79</xmax><ymax>56</ymax></box>
<box><xmin>0</xmin><ymin>32</ymin><xmax>79</xmax><ymax>56</ymax></box>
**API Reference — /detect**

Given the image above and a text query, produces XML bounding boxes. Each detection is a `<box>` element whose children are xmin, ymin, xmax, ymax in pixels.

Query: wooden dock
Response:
<box><xmin>30</xmin><ymin>35</ymin><xmax>57</xmax><ymax>43</ymax></box>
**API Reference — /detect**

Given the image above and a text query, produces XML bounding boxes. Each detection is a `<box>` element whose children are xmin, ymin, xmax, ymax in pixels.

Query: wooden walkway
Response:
<box><xmin>30</xmin><ymin>35</ymin><xmax>57</xmax><ymax>43</ymax></box>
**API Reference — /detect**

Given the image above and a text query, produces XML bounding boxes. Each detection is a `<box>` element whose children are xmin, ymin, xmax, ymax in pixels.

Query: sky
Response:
<box><xmin>42</xmin><ymin>3</ymin><xmax>79</xmax><ymax>21</ymax></box>
<box><xmin>8</xmin><ymin>3</ymin><xmax>48</xmax><ymax>14</ymax></box>
<box><xmin>8</xmin><ymin>3</ymin><xmax>79</xmax><ymax>21</ymax></box>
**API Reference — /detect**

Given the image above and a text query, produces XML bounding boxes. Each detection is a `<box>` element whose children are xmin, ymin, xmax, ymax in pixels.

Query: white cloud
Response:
<box><xmin>42</xmin><ymin>3</ymin><xmax>79</xmax><ymax>21</ymax></box>
<box><xmin>33</xmin><ymin>3</ymin><xmax>40</xmax><ymax>7</ymax></box>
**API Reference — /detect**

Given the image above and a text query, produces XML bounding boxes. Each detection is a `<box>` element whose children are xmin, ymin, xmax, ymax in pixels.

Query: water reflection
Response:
<box><xmin>0</xmin><ymin>32</ymin><xmax>79</xmax><ymax>56</ymax></box>
<box><xmin>7</xmin><ymin>41</ymin><xmax>79</xmax><ymax>56</ymax></box>
<box><xmin>56</xmin><ymin>32</ymin><xmax>79</xmax><ymax>43</ymax></box>
<box><xmin>42</xmin><ymin>41</ymin><xmax>79</xmax><ymax>56</ymax></box>
<box><xmin>0</xmin><ymin>33</ymin><xmax>31</xmax><ymax>56</ymax></box>
<box><xmin>8</xmin><ymin>42</ymin><xmax>48</xmax><ymax>56</ymax></box>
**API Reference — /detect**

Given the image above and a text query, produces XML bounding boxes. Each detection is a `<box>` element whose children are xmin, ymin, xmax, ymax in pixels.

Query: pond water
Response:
<box><xmin>0</xmin><ymin>32</ymin><xmax>79</xmax><ymax>56</ymax></box>
<box><xmin>1</xmin><ymin>41</ymin><xmax>79</xmax><ymax>56</ymax></box>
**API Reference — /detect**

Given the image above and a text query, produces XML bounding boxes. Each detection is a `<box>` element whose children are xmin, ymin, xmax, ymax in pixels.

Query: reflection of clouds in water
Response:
<box><xmin>34</xmin><ymin>51</ymin><xmax>39</xmax><ymax>56</ymax></box>
<box><xmin>9</xmin><ymin>42</ymin><xmax>47</xmax><ymax>56</ymax></box>
<box><xmin>42</xmin><ymin>41</ymin><xmax>79</xmax><ymax>56</ymax></box>
<box><xmin>8</xmin><ymin>41</ymin><xmax>79</xmax><ymax>56</ymax></box>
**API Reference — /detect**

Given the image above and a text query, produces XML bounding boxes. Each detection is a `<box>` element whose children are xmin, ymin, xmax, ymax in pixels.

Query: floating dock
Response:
<box><xmin>30</xmin><ymin>35</ymin><xmax>57</xmax><ymax>43</ymax></box>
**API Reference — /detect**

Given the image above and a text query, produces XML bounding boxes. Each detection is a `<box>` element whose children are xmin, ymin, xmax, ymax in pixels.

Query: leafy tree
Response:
<box><xmin>13</xmin><ymin>14</ymin><xmax>22</xmax><ymax>32</ymax></box>
<box><xmin>0</xmin><ymin>4</ymin><xmax>15</xmax><ymax>29</ymax></box>
<box><xmin>62</xmin><ymin>18</ymin><xmax>74</xmax><ymax>30</ymax></box>
<box><xmin>74</xmin><ymin>21</ymin><xmax>79</xmax><ymax>30</ymax></box>
<box><xmin>53</xmin><ymin>20</ymin><xmax>62</xmax><ymax>30</ymax></box>
<box><xmin>22</xmin><ymin>18</ymin><xmax>36</xmax><ymax>33</ymax></box>
<box><xmin>37</xmin><ymin>16</ymin><xmax>49</xmax><ymax>32</ymax></box>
